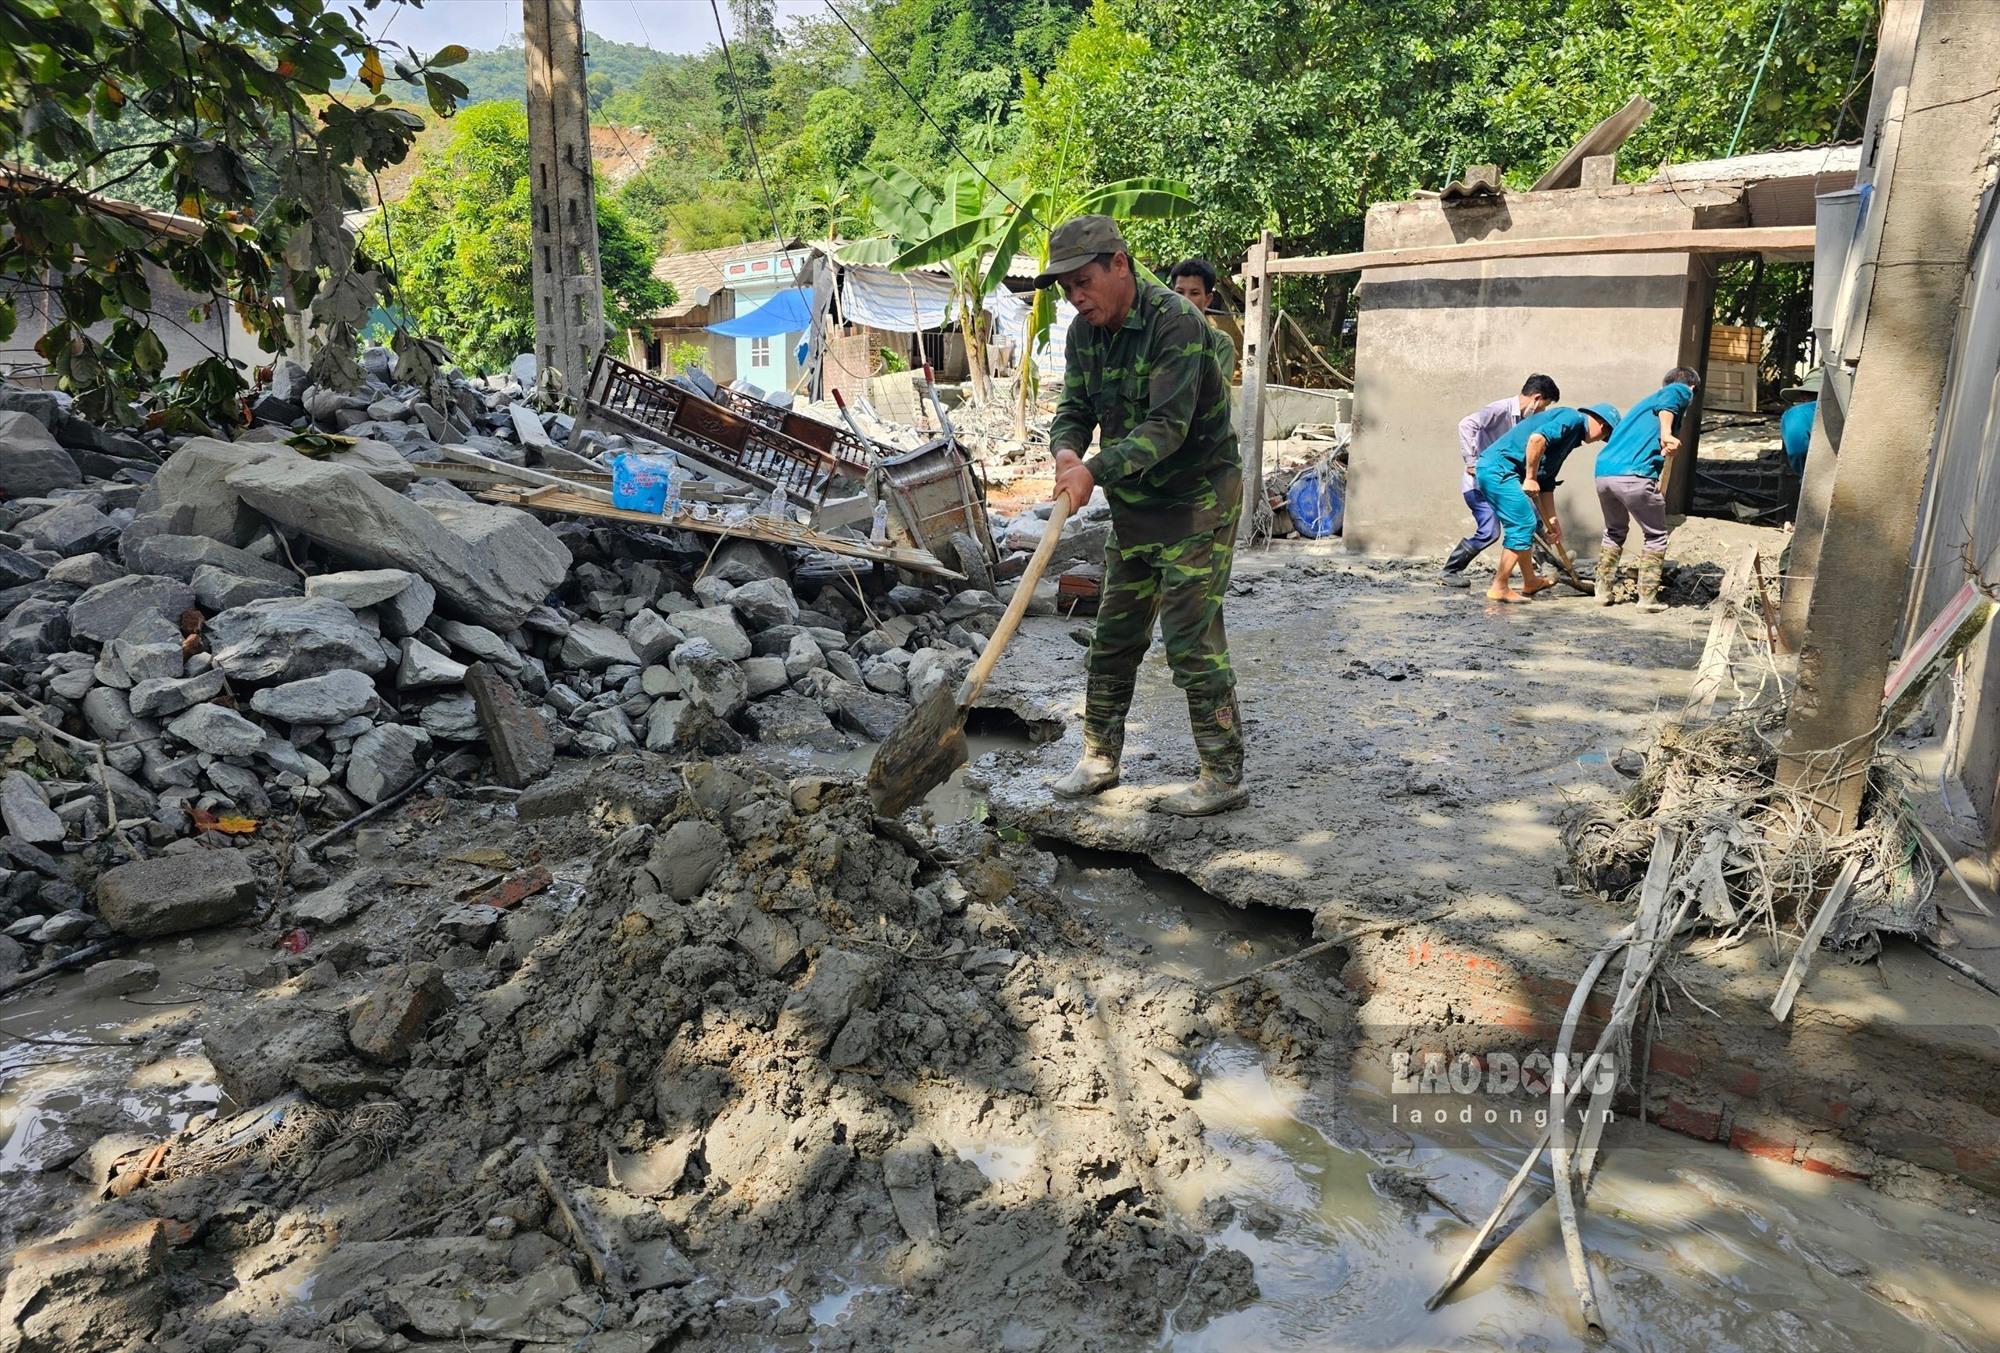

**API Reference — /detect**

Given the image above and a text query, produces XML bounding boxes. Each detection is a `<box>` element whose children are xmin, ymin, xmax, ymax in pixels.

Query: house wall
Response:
<box><xmin>1345</xmin><ymin>185</ymin><xmax>1742</xmax><ymax>557</ymax></box>
<box><xmin>2</xmin><ymin>262</ymin><xmax>277</xmax><ymax>380</ymax></box>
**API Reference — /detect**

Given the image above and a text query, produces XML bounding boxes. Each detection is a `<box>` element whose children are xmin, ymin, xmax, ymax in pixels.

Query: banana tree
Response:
<box><xmin>839</xmin><ymin>164</ymin><xmax>1006</xmax><ymax>404</ymax></box>
<box><xmin>892</xmin><ymin>175</ymin><xmax>1195</xmax><ymax>437</ymax></box>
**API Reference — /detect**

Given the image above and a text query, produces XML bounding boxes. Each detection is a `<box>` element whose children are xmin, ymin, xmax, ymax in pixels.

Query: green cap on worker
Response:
<box><xmin>1583</xmin><ymin>402</ymin><xmax>1621</xmax><ymax>435</ymax></box>
<box><xmin>1035</xmin><ymin>215</ymin><xmax>1130</xmax><ymax>288</ymax></box>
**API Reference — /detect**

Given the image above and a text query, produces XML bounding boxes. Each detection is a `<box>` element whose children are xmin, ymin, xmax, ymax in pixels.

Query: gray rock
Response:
<box><xmin>130</xmin><ymin>436</ymin><xmax>294</xmax><ymax>547</ymax></box>
<box><xmin>0</xmin><ymin>544</ymin><xmax>46</xmax><ymax>588</ymax></box>
<box><xmin>782</xmin><ymin>632</ymin><xmax>826</xmax><ymax>683</ymax></box>
<box><xmin>671</xmin><ymin>606</ymin><xmax>752</xmax><ymax>661</ymax></box>
<box><xmin>96</xmin><ymin>851</ymin><xmax>259</xmax><ymax>937</ymax></box>
<box><xmin>43</xmin><ymin>552</ymin><xmax>125</xmax><ymax>589</ymax></box>
<box><xmin>824</xmin><ymin>682</ymin><xmax>909</xmax><ymax>741</ymax></box>
<box><xmin>643</xmin><ymin>698</ymin><xmax>689</xmax><ymax>751</ymax></box>
<box><xmin>559</xmin><ymin>622</ymin><xmax>639</xmax><ymax>671</ymax></box>
<box><xmin>206</xmin><ymin>597</ymin><xmax>389</xmax><ymax>683</ymax></box>
<box><xmin>223</xmin><ymin>457</ymin><xmax>569</xmax><ymax>630</ymax></box>
<box><xmin>80</xmin><ymin>688</ymin><xmax>139</xmax><ymax>743</ymax></box>
<box><xmin>47</xmin><ymin>666</ymin><xmax>95</xmax><ymax>700</ymax></box>
<box><xmin>434</xmin><ymin>903</ymin><xmax>504</xmax><ymax>945</ymax></box>
<box><xmin>20</xmin><ymin>500</ymin><xmax>118</xmax><ymax>555</ymax></box>
<box><xmin>379</xmin><ymin>572</ymin><xmax>436</xmax><ymax>638</ymax></box>
<box><xmin>862</xmin><ymin>658</ymin><xmax>908</xmax><ymax>696</ymax></box>
<box><xmin>285</xmin><ymin>873</ymin><xmax>376</xmax><ymax>927</ymax></box>
<box><xmin>465</xmin><ymin>663</ymin><xmax>554</xmax><ymax>787</ymax></box>
<box><xmin>270</xmin><ymin>357</ymin><xmax>310</xmax><ymax>401</ymax></box>
<box><xmin>625</xmin><ymin>609</ymin><xmax>683</xmax><ymax>665</ymax></box>
<box><xmin>0</xmin><ymin>597</ymin><xmax>69</xmax><ymax>665</ymax></box>
<box><xmin>417</xmin><ymin>693</ymin><xmax>481</xmax><ymax>741</ymax></box>
<box><xmin>726</xmin><ymin>576</ymin><xmax>799</xmax><ymax>630</ymax></box>
<box><xmin>942</xmin><ymin>589</ymin><xmax>1003</xmax><ymax>622</ymax></box>
<box><xmin>123</xmin><ymin>534</ymin><xmax>296</xmax><ymax>586</ymax></box>
<box><xmin>431</xmin><ymin>618</ymin><xmax>517</xmax><ymax>669</ymax></box>
<box><xmin>741</xmin><ymin>654</ymin><xmax>788</xmax><ymax>698</ymax></box>
<box><xmin>67</xmin><ymin>575</ymin><xmax>195</xmax><ymax>645</ymax></box>
<box><xmin>743</xmin><ymin>692</ymin><xmax>842</xmax><ymax>747</ymax></box>
<box><xmin>128</xmin><ymin>668</ymin><xmax>226</xmax><ymax>718</ymax></box>
<box><xmin>669</xmin><ymin>640</ymin><xmax>749</xmax><ymax>720</ymax></box>
<box><xmin>348</xmin><ymin>963</ymin><xmax>453</xmax><ymax>1063</ymax></box>
<box><xmin>0</xmin><ymin>771</ymin><xmax>63</xmax><ymax>844</ymax></box>
<box><xmin>305</xmin><ymin>568</ymin><xmax>418</xmax><ymax>609</ymax></box>
<box><xmin>167</xmin><ymin>702</ymin><xmax>265</xmax><ymax>757</ymax></box>
<box><xmin>707</xmin><ymin>538</ymin><xmax>786</xmax><ymax>584</ymax></box>
<box><xmin>248</xmin><ymin>669</ymin><xmax>378</xmax><ymax>724</ymax></box>
<box><xmin>345</xmin><ymin>724</ymin><xmax>430</xmax><ymax>804</ymax></box>
<box><xmin>0</xmin><ymin>409</ymin><xmax>81</xmax><ymax>497</ymax></box>
<box><xmin>397</xmin><ymin>637</ymin><xmax>467</xmax><ymax>690</ymax></box>
<box><xmin>640</xmin><ymin>664</ymin><xmax>681</xmax><ymax>697</ymax></box>
<box><xmin>191</xmin><ymin>564</ymin><xmax>298</xmax><ymax>610</ymax></box>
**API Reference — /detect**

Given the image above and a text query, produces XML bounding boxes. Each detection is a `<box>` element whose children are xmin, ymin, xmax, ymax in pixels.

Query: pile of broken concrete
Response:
<box><xmin>0</xmin><ymin>351</ymin><xmax>1032</xmax><ymax>974</ymax></box>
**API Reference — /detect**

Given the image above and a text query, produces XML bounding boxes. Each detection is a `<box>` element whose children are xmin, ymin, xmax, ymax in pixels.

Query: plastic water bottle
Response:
<box><xmin>870</xmin><ymin>498</ymin><xmax>890</xmax><ymax>544</ymax></box>
<box><xmin>660</xmin><ymin>453</ymin><xmax>682</xmax><ymax>517</ymax></box>
<box><xmin>761</xmin><ymin>485</ymin><xmax>790</xmax><ymax>522</ymax></box>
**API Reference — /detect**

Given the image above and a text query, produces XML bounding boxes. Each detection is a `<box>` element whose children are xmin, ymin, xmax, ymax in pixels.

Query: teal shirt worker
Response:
<box><xmin>1594</xmin><ymin>382</ymin><xmax>1694</xmax><ymax>481</ymax></box>
<box><xmin>1473</xmin><ymin>406</ymin><xmax>1605</xmax><ymax>550</ymax></box>
<box><xmin>1781</xmin><ymin>399</ymin><xmax>1816</xmax><ymax>474</ymax></box>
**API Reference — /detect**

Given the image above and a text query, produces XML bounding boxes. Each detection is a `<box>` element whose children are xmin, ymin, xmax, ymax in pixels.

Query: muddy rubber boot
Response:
<box><xmin>1636</xmin><ymin>553</ymin><xmax>1667</xmax><ymax>613</ymax></box>
<box><xmin>1595</xmin><ymin>545</ymin><xmax>1621</xmax><ymax>606</ymax></box>
<box><xmin>1440</xmin><ymin>537</ymin><xmax>1479</xmax><ymax>588</ymax></box>
<box><xmin>1153</xmin><ymin>770</ymin><xmax>1250</xmax><ymax>817</ymax></box>
<box><xmin>1049</xmin><ymin>752</ymin><xmax>1120</xmax><ymax>799</ymax></box>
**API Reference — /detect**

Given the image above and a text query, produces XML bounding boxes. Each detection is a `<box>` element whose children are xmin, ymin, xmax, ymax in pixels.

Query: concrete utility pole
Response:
<box><xmin>1237</xmin><ymin>229</ymin><xmax>1272</xmax><ymax>543</ymax></box>
<box><xmin>1776</xmin><ymin>0</ymin><xmax>2000</xmax><ymax>832</ymax></box>
<box><xmin>522</xmin><ymin>0</ymin><xmax>605</xmax><ymax>399</ymax></box>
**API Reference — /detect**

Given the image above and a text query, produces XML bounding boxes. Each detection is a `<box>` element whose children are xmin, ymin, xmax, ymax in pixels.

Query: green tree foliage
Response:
<box><xmin>0</xmin><ymin>0</ymin><xmax>469</xmax><ymax>427</ymax></box>
<box><xmin>405</xmin><ymin>32</ymin><xmax>665</xmax><ymax>109</ymax></box>
<box><xmin>371</xmin><ymin>102</ymin><xmax>669</xmax><ymax>374</ymax></box>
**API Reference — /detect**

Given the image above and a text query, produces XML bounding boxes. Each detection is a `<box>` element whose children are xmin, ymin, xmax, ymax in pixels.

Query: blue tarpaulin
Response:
<box><xmin>707</xmin><ymin>288</ymin><xmax>813</xmax><ymax>338</ymax></box>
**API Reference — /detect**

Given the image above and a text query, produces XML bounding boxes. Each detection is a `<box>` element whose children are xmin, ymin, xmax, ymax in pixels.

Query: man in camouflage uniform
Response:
<box><xmin>1040</xmin><ymin>215</ymin><xmax>1247</xmax><ymax>816</ymax></box>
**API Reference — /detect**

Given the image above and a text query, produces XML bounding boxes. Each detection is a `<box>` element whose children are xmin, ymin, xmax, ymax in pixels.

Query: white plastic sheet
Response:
<box><xmin>983</xmin><ymin>288</ymin><xmax>1076</xmax><ymax>383</ymax></box>
<box><xmin>838</xmin><ymin>264</ymin><xmax>955</xmax><ymax>333</ymax></box>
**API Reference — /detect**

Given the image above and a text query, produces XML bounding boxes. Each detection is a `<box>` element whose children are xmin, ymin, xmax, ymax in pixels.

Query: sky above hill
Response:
<box><xmin>363</xmin><ymin>0</ymin><xmax>823</xmax><ymax>57</ymax></box>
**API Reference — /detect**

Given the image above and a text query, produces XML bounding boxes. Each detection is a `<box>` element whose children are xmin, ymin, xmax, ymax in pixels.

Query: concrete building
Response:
<box><xmin>1343</xmin><ymin>155</ymin><xmax>1850</xmax><ymax>558</ymax></box>
<box><xmin>0</xmin><ymin>176</ymin><xmax>280</xmax><ymax>383</ymax></box>
<box><xmin>633</xmin><ymin>240</ymin><xmax>812</xmax><ymax>386</ymax></box>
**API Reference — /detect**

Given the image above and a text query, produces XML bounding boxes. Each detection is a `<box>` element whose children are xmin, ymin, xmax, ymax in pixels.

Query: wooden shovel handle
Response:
<box><xmin>955</xmin><ymin>491</ymin><xmax>1074</xmax><ymax>707</ymax></box>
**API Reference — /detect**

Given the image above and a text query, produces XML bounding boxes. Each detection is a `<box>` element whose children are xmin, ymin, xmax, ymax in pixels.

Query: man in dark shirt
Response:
<box><xmin>1042</xmin><ymin>216</ymin><xmax>1247</xmax><ymax>815</ymax></box>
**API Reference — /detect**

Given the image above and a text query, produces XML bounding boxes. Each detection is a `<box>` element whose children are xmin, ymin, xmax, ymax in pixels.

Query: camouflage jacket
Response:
<box><xmin>1051</xmin><ymin>280</ymin><xmax>1242</xmax><ymax>545</ymax></box>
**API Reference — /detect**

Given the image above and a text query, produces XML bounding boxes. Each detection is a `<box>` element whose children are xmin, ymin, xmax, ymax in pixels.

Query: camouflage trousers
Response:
<box><xmin>1083</xmin><ymin>513</ymin><xmax>1243</xmax><ymax>783</ymax></box>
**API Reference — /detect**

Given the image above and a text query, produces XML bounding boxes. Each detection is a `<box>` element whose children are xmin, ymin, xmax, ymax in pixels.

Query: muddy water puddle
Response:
<box><xmin>784</xmin><ymin>737</ymin><xmax>2000</xmax><ymax>1349</ymax></box>
<box><xmin>1045</xmin><ymin>868</ymin><xmax>2000</xmax><ymax>1350</ymax></box>
<box><xmin>0</xmin><ymin>928</ymin><xmax>267</xmax><ymax>1250</ymax></box>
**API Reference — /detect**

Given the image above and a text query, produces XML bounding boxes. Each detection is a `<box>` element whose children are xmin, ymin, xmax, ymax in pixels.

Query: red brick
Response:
<box><xmin>1655</xmin><ymin>1097</ymin><xmax>1725</xmax><ymax>1141</ymax></box>
<box><xmin>1647</xmin><ymin>1044</ymin><xmax>1700</xmax><ymax>1079</ymax></box>
<box><xmin>1714</xmin><ymin>1063</ymin><xmax>1762</xmax><ymax>1097</ymax></box>
<box><xmin>1798</xmin><ymin>1156</ymin><xmax>1869</xmax><ymax>1182</ymax></box>
<box><xmin>1729</xmin><ymin>1125</ymin><xmax>1797</xmax><ymax>1164</ymax></box>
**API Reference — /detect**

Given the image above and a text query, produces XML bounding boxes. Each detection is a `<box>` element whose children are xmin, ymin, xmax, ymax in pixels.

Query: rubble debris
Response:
<box><xmin>93</xmin><ymin>852</ymin><xmax>259</xmax><ymax>937</ymax></box>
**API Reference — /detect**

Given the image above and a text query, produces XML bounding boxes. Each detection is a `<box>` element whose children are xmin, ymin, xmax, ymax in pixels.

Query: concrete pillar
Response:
<box><xmin>1776</xmin><ymin>0</ymin><xmax>2000</xmax><ymax>831</ymax></box>
<box><xmin>1237</xmin><ymin>229</ymin><xmax>1273</xmax><ymax>542</ymax></box>
<box><xmin>522</xmin><ymin>0</ymin><xmax>604</xmax><ymax>400</ymax></box>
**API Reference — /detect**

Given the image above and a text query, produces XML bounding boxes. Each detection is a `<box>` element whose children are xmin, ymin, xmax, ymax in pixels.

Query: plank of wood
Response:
<box><xmin>1881</xmin><ymin>580</ymin><xmax>1997</xmax><ymax>729</ymax></box>
<box><xmin>1770</xmin><ymin>857</ymin><xmax>1862</xmax><ymax>1023</ymax></box>
<box><xmin>476</xmin><ymin>486</ymin><xmax>966</xmax><ymax>580</ymax></box>
<box><xmin>1684</xmin><ymin>546</ymin><xmax>1759</xmax><ymax>718</ymax></box>
<box><xmin>1266</xmin><ymin>226</ymin><xmax>1817</xmax><ymax>278</ymax></box>
<box><xmin>437</xmin><ymin>443</ymin><xmax>615</xmax><ymax>504</ymax></box>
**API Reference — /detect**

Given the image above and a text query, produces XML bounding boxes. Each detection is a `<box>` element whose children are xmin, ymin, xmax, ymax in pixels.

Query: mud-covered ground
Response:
<box><xmin>6</xmin><ymin>528</ymin><xmax>2000</xmax><ymax>1353</ymax></box>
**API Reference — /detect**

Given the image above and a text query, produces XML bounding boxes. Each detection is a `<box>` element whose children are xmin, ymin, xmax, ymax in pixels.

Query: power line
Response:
<box><xmin>708</xmin><ymin>0</ymin><xmax>811</xmax><ymax>310</ymax></box>
<box><xmin>819</xmin><ymin>0</ymin><xmax>1039</xmax><ymax>226</ymax></box>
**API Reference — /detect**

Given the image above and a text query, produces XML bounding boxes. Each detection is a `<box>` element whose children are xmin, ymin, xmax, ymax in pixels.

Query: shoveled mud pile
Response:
<box><xmin>8</xmin><ymin>761</ymin><xmax>1327</xmax><ymax>1352</ymax></box>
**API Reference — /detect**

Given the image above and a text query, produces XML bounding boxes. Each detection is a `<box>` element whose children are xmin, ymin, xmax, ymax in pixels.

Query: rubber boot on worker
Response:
<box><xmin>1440</xmin><ymin>537</ymin><xmax>1480</xmax><ymax>588</ymax></box>
<box><xmin>1156</xmin><ymin>690</ymin><xmax>1248</xmax><ymax>816</ymax></box>
<box><xmin>1049</xmin><ymin>748</ymin><xmax>1120</xmax><ymax>799</ymax></box>
<box><xmin>1595</xmin><ymin>545</ymin><xmax>1622</xmax><ymax>606</ymax></box>
<box><xmin>1636</xmin><ymin>552</ymin><xmax>1667</xmax><ymax>613</ymax></box>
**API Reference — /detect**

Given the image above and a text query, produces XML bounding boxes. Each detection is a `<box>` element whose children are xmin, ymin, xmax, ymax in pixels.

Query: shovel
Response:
<box><xmin>867</xmin><ymin>489</ymin><xmax>1073</xmax><ymax>814</ymax></box>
